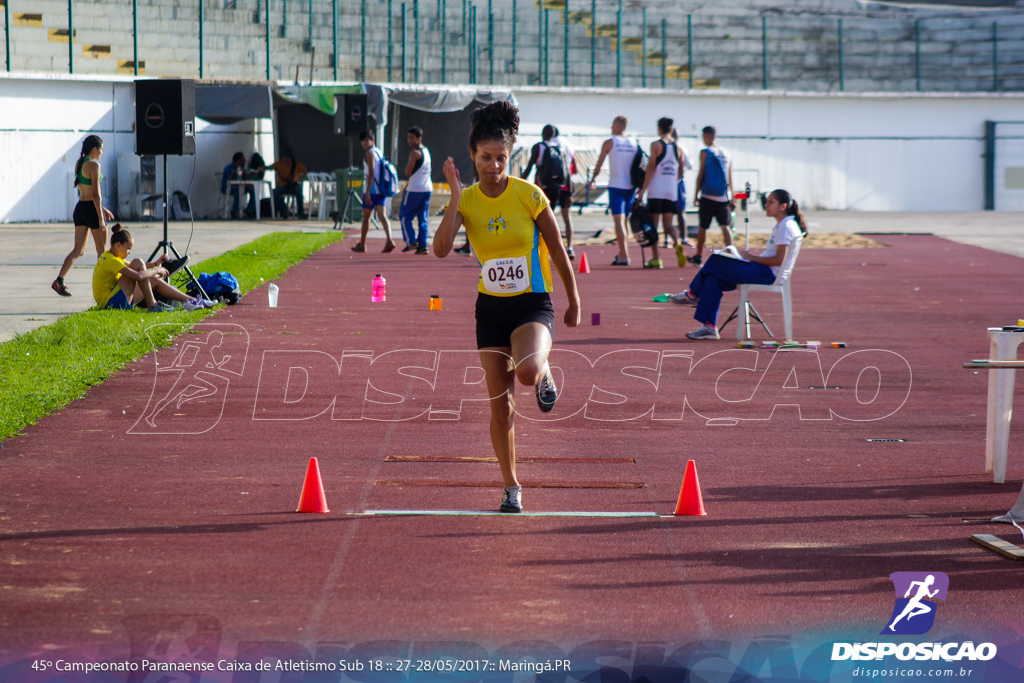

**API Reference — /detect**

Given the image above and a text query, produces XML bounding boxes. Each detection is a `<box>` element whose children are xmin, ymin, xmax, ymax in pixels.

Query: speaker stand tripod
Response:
<box><xmin>147</xmin><ymin>155</ymin><xmax>209</xmax><ymax>300</ymax></box>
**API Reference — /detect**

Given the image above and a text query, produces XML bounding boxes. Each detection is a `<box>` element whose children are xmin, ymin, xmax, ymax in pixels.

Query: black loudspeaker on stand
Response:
<box><xmin>133</xmin><ymin>79</ymin><xmax>207</xmax><ymax>299</ymax></box>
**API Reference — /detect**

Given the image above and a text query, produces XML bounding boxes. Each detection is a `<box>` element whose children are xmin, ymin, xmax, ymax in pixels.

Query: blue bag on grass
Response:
<box><xmin>188</xmin><ymin>271</ymin><xmax>241</xmax><ymax>305</ymax></box>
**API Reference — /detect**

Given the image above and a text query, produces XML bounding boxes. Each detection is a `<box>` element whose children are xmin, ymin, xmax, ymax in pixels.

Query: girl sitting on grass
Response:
<box><xmin>92</xmin><ymin>225</ymin><xmax>215</xmax><ymax>313</ymax></box>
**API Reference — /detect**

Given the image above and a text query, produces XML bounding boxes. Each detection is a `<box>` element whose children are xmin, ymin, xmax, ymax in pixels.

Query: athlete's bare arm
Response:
<box><xmin>404</xmin><ymin>148</ymin><xmax>421</xmax><ymax>178</ymax></box>
<box><xmin>433</xmin><ymin>157</ymin><xmax>464</xmax><ymax>258</ymax></box>
<box><xmin>364</xmin><ymin>149</ymin><xmax>376</xmax><ymax>201</ymax></box>
<box><xmin>637</xmin><ymin>140</ymin><xmax>663</xmax><ymax>202</ymax></box>
<box><xmin>535</xmin><ymin>207</ymin><xmax>580</xmax><ymax>328</ymax></box>
<box><xmin>694</xmin><ymin>150</ymin><xmax>707</xmax><ymax>204</ymax></box>
<box><xmin>589</xmin><ymin>139</ymin><xmax>613</xmax><ymax>185</ymax></box>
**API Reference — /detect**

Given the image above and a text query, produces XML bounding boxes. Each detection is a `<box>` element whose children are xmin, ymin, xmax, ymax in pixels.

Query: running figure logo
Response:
<box><xmin>881</xmin><ymin>572</ymin><xmax>949</xmax><ymax>635</ymax></box>
<box><xmin>129</xmin><ymin>323</ymin><xmax>249</xmax><ymax>435</ymax></box>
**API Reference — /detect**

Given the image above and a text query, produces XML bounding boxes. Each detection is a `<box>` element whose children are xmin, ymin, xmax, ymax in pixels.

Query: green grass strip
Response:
<box><xmin>0</xmin><ymin>231</ymin><xmax>342</xmax><ymax>441</ymax></box>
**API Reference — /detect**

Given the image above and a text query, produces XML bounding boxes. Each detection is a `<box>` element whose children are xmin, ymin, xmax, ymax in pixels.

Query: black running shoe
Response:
<box><xmin>686</xmin><ymin>255</ymin><xmax>702</xmax><ymax>266</ymax></box>
<box><xmin>163</xmin><ymin>255</ymin><xmax>189</xmax><ymax>276</ymax></box>
<box><xmin>51</xmin><ymin>280</ymin><xmax>72</xmax><ymax>297</ymax></box>
<box><xmin>535</xmin><ymin>370</ymin><xmax>558</xmax><ymax>413</ymax></box>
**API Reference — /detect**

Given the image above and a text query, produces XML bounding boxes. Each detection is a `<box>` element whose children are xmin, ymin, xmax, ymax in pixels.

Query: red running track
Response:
<box><xmin>0</xmin><ymin>234</ymin><xmax>1022</xmax><ymax>656</ymax></box>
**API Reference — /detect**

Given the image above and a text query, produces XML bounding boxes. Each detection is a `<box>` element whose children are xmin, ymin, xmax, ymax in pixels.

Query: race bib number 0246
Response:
<box><xmin>482</xmin><ymin>256</ymin><xmax>529</xmax><ymax>294</ymax></box>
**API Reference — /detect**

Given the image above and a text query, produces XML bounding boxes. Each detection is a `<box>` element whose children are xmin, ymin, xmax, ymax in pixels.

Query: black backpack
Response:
<box><xmin>629</xmin><ymin>203</ymin><xmax>658</xmax><ymax>247</ymax></box>
<box><xmin>536</xmin><ymin>142</ymin><xmax>570</xmax><ymax>189</ymax></box>
<box><xmin>629</xmin><ymin>145</ymin><xmax>649</xmax><ymax>188</ymax></box>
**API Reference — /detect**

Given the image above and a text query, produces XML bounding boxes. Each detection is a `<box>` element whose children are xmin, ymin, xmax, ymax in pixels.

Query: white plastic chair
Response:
<box><xmin>736</xmin><ymin>235</ymin><xmax>803</xmax><ymax>341</ymax></box>
<box><xmin>318</xmin><ymin>176</ymin><xmax>337</xmax><ymax>221</ymax></box>
<box><xmin>214</xmin><ymin>172</ymin><xmax>231</xmax><ymax>219</ymax></box>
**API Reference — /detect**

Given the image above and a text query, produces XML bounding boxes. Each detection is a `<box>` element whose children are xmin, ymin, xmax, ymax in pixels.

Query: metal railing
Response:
<box><xmin>5</xmin><ymin>1</ymin><xmax>1024</xmax><ymax>92</ymax></box>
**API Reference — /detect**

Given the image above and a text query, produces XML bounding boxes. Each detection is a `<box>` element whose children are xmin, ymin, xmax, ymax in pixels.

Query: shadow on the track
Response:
<box><xmin>0</xmin><ymin>515</ymin><xmax>357</xmax><ymax>542</ymax></box>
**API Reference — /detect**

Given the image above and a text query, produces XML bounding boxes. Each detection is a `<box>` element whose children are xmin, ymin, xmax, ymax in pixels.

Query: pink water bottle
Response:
<box><xmin>371</xmin><ymin>274</ymin><xmax>386</xmax><ymax>302</ymax></box>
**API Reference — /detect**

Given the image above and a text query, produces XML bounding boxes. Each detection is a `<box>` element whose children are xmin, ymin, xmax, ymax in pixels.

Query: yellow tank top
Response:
<box><xmin>457</xmin><ymin>177</ymin><xmax>553</xmax><ymax>296</ymax></box>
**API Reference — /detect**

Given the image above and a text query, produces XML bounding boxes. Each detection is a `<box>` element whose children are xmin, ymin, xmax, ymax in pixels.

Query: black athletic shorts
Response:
<box><xmin>73</xmin><ymin>201</ymin><xmax>102</xmax><ymax>230</ymax></box>
<box><xmin>475</xmin><ymin>292</ymin><xmax>555</xmax><ymax>349</ymax></box>
<box><xmin>647</xmin><ymin>198</ymin><xmax>677</xmax><ymax>215</ymax></box>
<box><xmin>542</xmin><ymin>186</ymin><xmax>572</xmax><ymax>209</ymax></box>
<box><xmin>698</xmin><ymin>196</ymin><xmax>732</xmax><ymax>229</ymax></box>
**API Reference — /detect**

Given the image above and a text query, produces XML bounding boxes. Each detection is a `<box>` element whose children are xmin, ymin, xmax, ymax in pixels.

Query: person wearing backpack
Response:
<box><xmin>399</xmin><ymin>126</ymin><xmax>432</xmax><ymax>255</ymax></box>
<box><xmin>634</xmin><ymin>117</ymin><xmax>686</xmax><ymax>269</ymax></box>
<box><xmin>690</xmin><ymin>125</ymin><xmax>734</xmax><ymax>266</ymax></box>
<box><xmin>523</xmin><ymin>125</ymin><xmax>576</xmax><ymax>260</ymax></box>
<box><xmin>589</xmin><ymin>115</ymin><xmax>640</xmax><ymax>266</ymax></box>
<box><xmin>351</xmin><ymin>129</ymin><xmax>397</xmax><ymax>253</ymax></box>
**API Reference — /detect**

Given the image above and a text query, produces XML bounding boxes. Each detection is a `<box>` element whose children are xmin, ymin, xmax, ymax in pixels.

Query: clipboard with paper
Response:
<box><xmin>712</xmin><ymin>245</ymin><xmax>749</xmax><ymax>262</ymax></box>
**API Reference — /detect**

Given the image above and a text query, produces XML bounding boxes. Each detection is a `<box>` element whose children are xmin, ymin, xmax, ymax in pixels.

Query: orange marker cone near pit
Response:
<box><xmin>297</xmin><ymin>457</ymin><xmax>330</xmax><ymax>513</ymax></box>
<box><xmin>673</xmin><ymin>460</ymin><xmax>707</xmax><ymax>516</ymax></box>
<box><xmin>578</xmin><ymin>252</ymin><xmax>590</xmax><ymax>274</ymax></box>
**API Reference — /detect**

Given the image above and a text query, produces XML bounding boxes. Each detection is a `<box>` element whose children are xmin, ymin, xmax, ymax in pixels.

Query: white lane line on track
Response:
<box><xmin>349</xmin><ymin>510</ymin><xmax>661</xmax><ymax>517</ymax></box>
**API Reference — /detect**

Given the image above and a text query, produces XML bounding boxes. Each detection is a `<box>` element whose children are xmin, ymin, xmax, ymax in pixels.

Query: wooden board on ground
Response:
<box><xmin>970</xmin><ymin>533</ymin><xmax>1024</xmax><ymax>560</ymax></box>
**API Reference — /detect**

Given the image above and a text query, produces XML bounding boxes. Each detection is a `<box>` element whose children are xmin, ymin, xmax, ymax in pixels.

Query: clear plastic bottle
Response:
<box><xmin>371</xmin><ymin>274</ymin><xmax>386</xmax><ymax>302</ymax></box>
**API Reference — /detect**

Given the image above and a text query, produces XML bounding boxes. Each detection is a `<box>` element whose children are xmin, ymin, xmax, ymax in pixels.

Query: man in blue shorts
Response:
<box><xmin>590</xmin><ymin>116</ymin><xmax>639</xmax><ymax>265</ymax></box>
<box><xmin>351</xmin><ymin>129</ymin><xmax>396</xmax><ymax>253</ymax></box>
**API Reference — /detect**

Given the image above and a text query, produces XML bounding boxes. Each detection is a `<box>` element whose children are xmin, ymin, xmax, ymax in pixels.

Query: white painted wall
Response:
<box><xmin>0</xmin><ymin>74</ymin><xmax>275</xmax><ymax>223</ymax></box>
<box><xmin>514</xmin><ymin>87</ymin><xmax>1024</xmax><ymax>211</ymax></box>
<box><xmin>3</xmin><ymin>76</ymin><xmax>1024</xmax><ymax>221</ymax></box>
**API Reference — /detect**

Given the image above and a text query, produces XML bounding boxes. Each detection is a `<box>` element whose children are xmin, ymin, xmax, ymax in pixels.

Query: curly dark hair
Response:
<box><xmin>469</xmin><ymin>101</ymin><xmax>519</xmax><ymax>152</ymax></box>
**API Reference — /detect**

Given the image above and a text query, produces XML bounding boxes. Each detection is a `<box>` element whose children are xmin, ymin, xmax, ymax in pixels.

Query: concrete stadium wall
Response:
<box><xmin>0</xmin><ymin>74</ymin><xmax>275</xmax><ymax>223</ymax></box>
<box><xmin>514</xmin><ymin>87</ymin><xmax>1024</xmax><ymax>211</ymax></box>
<box><xmin>3</xmin><ymin>74</ymin><xmax>1024</xmax><ymax>222</ymax></box>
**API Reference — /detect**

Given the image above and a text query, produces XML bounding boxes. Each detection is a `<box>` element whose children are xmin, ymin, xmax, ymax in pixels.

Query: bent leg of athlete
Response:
<box><xmin>560</xmin><ymin>200</ymin><xmax>574</xmax><ymax>255</ymax></box>
<box><xmin>375</xmin><ymin>204</ymin><xmax>395</xmax><ymax>251</ymax></box>
<box><xmin>90</xmin><ymin>225</ymin><xmax>108</xmax><ymax>257</ymax></box>
<box><xmin>57</xmin><ymin>225</ymin><xmax>91</xmax><ymax>281</ymax></box>
<box><xmin>612</xmin><ymin>212</ymin><xmax>630</xmax><ymax>263</ymax></box>
<box><xmin>718</xmin><ymin>204</ymin><xmax>733</xmax><ymax>247</ymax></box>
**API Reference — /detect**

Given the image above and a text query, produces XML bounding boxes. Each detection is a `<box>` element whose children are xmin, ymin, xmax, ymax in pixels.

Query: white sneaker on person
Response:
<box><xmin>182</xmin><ymin>297</ymin><xmax>207</xmax><ymax>312</ymax></box>
<box><xmin>500</xmin><ymin>485</ymin><xmax>523</xmax><ymax>513</ymax></box>
<box><xmin>686</xmin><ymin>324</ymin><xmax>720</xmax><ymax>340</ymax></box>
<box><xmin>669</xmin><ymin>291</ymin><xmax>697</xmax><ymax>306</ymax></box>
<box><xmin>146</xmin><ymin>302</ymin><xmax>174</xmax><ymax>313</ymax></box>
<box><xmin>199</xmin><ymin>298</ymin><xmax>217</xmax><ymax>308</ymax></box>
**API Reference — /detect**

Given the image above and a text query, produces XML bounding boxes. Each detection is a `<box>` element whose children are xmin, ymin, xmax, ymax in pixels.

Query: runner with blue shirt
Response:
<box><xmin>351</xmin><ymin>129</ymin><xmax>396</xmax><ymax>253</ymax></box>
<box><xmin>399</xmin><ymin>127</ymin><xmax>432</xmax><ymax>255</ymax></box>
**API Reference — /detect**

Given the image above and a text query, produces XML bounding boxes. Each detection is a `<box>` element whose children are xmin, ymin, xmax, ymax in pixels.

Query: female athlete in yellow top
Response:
<box><xmin>433</xmin><ymin>101</ymin><xmax>581</xmax><ymax>513</ymax></box>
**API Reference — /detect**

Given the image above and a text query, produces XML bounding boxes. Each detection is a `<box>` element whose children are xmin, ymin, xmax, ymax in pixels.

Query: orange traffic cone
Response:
<box><xmin>578</xmin><ymin>252</ymin><xmax>590</xmax><ymax>274</ymax></box>
<box><xmin>297</xmin><ymin>457</ymin><xmax>330</xmax><ymax>513</ymax></box>
<box><xmin>673</xmin><ymin>460</ymin><xmax>707</xmax><ymax>516</ymax></box>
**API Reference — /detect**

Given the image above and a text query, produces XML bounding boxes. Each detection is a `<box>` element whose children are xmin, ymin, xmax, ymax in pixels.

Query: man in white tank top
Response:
<box><xmin>590</xmin><ymin>115</ymin><xmax>638</xmax><ymax>265</ymax></box>
<box><xmin>400</xmin><ymin>126</ymin><xmax>432</xmax><ymax>254</ymax></box>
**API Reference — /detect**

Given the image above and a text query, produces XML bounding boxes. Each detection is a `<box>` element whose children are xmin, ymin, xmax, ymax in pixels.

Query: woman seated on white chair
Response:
<box><xmin>671</xmin><ymin>188</ymin><xmax>807</xmax><ymax>340</ymax></box>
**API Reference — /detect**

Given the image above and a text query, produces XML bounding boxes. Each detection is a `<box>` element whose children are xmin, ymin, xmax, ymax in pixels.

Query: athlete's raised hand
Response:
<box><xmin>443</xmin><ymin>157</ymin><xmax>462</xmax><ymax>196</ymax></box>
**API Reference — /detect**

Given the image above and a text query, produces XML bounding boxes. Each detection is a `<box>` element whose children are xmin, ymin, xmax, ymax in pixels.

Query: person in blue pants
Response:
<box><xmin>399</xmin><ymin>127</ymin><xmax>433</xmax><ymax>254</ymax></box>
<box><xmin>671</xmin><ymin>189</ymin><xmax>806</xmax><ymax>340</ymax></box>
